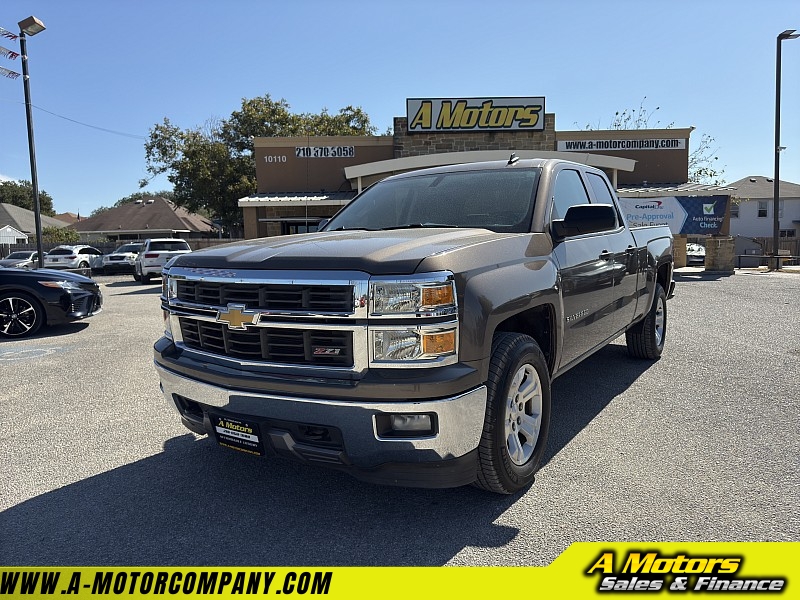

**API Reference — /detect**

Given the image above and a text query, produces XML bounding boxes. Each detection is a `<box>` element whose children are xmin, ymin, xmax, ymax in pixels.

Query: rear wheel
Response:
<box><xmin>0</xmin><ymin>292</ymin><xmax>44</xmax><ymax>338</ymax></box>
<box><xmin>475</xmin><ymin>332</ymin><xmax>551</xmax><ymax>494</ymax></box>
<box><xmin>626</xmin><ymin>283</ymin><xmax>667</xmax><ymax>359</ymax></box>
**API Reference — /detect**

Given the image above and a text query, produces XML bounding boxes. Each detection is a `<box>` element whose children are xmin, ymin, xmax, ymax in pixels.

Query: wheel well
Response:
<box><xmin>657</xmin><ymin>262</ymin><xmax>671</xmax><ymax>292</ymax></box>
<box><xmin>494</xmin><ymin>304</ymin><xmax>555</xmax><ymax>375</ymax></box>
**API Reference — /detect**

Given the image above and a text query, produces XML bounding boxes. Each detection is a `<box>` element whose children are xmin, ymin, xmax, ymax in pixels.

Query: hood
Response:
<box><xmin>32</xmin><ymin>268</ymin><xmax>95</xmax><ymax>283</ymax></box>
<box><xmin>170</xmin><ymin>229</ymin><xmax>517</xmax><ymax>275</ymax></box>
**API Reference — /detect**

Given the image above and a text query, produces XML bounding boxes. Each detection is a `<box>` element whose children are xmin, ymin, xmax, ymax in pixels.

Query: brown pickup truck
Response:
<box><xmin>154</xmin><ymin>157</ymin><xmax>674</xmax><ymax>494</ymax></box>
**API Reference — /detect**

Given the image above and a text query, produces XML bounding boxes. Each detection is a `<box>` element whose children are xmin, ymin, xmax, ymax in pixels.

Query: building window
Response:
<box><xmin>757</xmin><ymin>201</ymin><xmax>768</xmax><ymax>218</ymax></box>
<box><xmin>730</xmin><ymin>204</ymin><xmax>739</xmax><ymax>218</ymax></box>
<box><xmin>779</xmin><ymin>229</ymin><xmax>796</xmax><ymax>238</ymax></box>
<box><xmin>281</xmin><ymin>222</ymin><xmax>319</xmax><ymax>235</ymax></box>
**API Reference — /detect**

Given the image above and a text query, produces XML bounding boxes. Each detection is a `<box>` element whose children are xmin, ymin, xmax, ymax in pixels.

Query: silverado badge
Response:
<box><xmin>216</xmin><ymin>303</ymin><xmax>260</xmax><ymax>330</ymax></box>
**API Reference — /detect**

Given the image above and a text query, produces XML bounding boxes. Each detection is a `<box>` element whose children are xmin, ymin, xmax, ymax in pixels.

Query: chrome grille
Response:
<box><xmin>176</xmin><ymin>281</ymin><xmax>353</xmax><ymax>313</ymax></box>
<box><xmin>178</xmin><ymin>319</ymin><xmax>353</xmax><ymax>367</ymax></box>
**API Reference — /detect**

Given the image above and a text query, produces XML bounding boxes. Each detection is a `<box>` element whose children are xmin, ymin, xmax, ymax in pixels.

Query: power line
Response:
<box><xmin>0</xmin><ymin>98</ymin><xmax>147</xmax><ymax>140</ymax></box>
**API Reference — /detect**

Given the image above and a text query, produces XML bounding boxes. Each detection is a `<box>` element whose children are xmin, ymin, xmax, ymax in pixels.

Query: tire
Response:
<box><xmin>78</xmin><ymin>261</ymin><xmax>89</xmax><ymax>270</ymax></box>
<box><xmin>132</xmin><ymin>267</ymin><xmax>141</xmax><ymax>282</ymax></box>
<box><xmin>0</xmin><ymin>292</ymin><xmax>45</xmax><ymax>338</ymax></box>
<box><xmin>626</xmin><ymin>283</ymin><xmax>667</xmax><ymax>360</ymax></box>
<box><xmin>475</xmin><ymin>332</ymin><xmax>551</xmax><ymax>494</ymax></box>
<box><xmin>140</xmin><ymin>270</ymin><xmax>150</xmax><ymax>284</ymax></box>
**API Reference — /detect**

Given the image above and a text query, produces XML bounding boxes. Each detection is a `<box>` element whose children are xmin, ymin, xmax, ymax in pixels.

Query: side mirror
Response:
<box><xmin>552</xmin><ymin>204</ymin><xmax>617</xmax><ymax>240</ymax></box>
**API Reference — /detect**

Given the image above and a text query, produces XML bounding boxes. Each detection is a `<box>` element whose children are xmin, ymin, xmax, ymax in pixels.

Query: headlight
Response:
<box><xmin>371</xmin><ymin>323</ymin><xmax>458</xmax><ymax>367</ymax></box>
<box><xmin>162</xmin><ymin>274</ymin><xmax>177</xmax><ymax>299</ymax></box>
<box><xmin>370</xmin><ymin>273</ymin><xmax>456</xmax><ymax>317</ymax></box>
<box><xmin>38</xmin><ymin>280</ymin><xmax>82</xmax><ymax>290</ymax></box>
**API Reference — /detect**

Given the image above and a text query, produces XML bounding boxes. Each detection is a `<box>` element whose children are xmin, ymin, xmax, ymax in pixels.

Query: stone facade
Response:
<box><xmin>704</xmin><ymin>236</ymin><xmax>735</xmax><ymax>273</ymax></box>
<box><xmin>393</xmin><ymin>114</ymin><xmax>556</xmax><ymax>158</ymax></box>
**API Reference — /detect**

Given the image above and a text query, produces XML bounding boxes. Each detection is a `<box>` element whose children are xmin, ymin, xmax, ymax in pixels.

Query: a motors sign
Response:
<box><xmin>407</xmin><ymin>97</ymin><xmax>545</xmax><ymax>132</ymax></box>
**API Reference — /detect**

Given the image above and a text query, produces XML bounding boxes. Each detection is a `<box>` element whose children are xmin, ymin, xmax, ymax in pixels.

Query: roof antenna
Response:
<box><xmin>508</xmin><ymin>152</ymin><xmax>519</xmax><ymax>165</ymax></box>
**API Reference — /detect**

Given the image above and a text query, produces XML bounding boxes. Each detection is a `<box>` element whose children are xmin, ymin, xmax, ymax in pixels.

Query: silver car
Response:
<box><xmin>44</xmin><ymin>245</ymin><xmax>104</xmax><ymax>271</ymax></box>
<box><xmin>0</xmin><ymin>251</ymin><xmax>43</xmax><ymax>269</ymax></box>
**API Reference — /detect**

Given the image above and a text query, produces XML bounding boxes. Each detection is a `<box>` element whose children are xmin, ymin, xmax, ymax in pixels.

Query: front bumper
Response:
<box><xmin>155</xmin><ymin>362</ymin><xmax>487</xmax><ymax>488</ymax></box>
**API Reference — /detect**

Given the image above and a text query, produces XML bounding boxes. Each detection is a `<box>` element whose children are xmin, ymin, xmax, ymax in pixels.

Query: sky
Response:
<box><xmin>1</xmin><ymin>0</ymin><xmax>799</xmax><ymax>217</ymax></box>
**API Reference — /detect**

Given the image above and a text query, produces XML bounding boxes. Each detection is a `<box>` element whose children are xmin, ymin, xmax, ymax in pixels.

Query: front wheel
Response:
<box><xmin>475</xmin><ymin>332</ymin><xmax>551</xmax><ymax>495</ymax></box>
<box><xmin>626</xmin><ymin>283</ymin><xmax>667</xmax><ymax>360</ymax></box>
<box><xmin>0</xmin><ymin>292</ymin><xmax>44</xmax><ymax>338</ymax></box>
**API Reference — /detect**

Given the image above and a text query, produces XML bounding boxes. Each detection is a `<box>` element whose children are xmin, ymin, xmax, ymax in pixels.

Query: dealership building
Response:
<box><xmin>238</xmin><ymin>97</ymin><xmax>735</xmax><ymax>268</ymax></box>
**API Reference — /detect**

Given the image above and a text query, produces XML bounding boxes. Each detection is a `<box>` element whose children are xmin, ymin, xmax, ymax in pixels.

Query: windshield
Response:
<box><xmin>324</xmin><ymin>167</ymin><xmax>540</xmax><ymax>234</ymax></box>
<box><xmin>115</xmin><ymin>244</ymin><xmax>142</xmax><ymax>253</ymax></box>
<box><xmin>149</xmin><ymin>241</ymin><xmax>190</xmax><ymax>252</ymax></box>
<box><xmin>48</xmin><ymin>247</ymin><xmax>74</xmax><ymax>255</ymax></box>
<box><xmin>6</xmin><ymin>252</ymin><xmax>31</xmax><ymax>259</ymax></box>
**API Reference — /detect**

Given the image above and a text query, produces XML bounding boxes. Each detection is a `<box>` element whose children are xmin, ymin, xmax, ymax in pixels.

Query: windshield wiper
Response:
<box><xmin>326</xmin><ymin>226</ymin><xmax>374</xmax><ymax>232</ymax></box>
<box><xmin>378</xmin><ymin>223</ymin><xmax>461</xmax><ymax>230</ymax></box>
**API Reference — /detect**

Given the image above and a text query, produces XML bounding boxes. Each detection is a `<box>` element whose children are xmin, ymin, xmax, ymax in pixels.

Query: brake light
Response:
<box><xmin>67</xmin><ymin>255</ymin><xmax>77</xmax><ymax>259</ymax></box>
<box><xmin>145</xmin><ymin>253</ymin><xmax>159</xmax><ymax>258</ymax></box>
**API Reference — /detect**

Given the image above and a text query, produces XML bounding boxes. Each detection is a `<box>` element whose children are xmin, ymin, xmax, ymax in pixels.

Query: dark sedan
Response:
<box><xmin>0</xmin><ymin>267</ymin><xmax>103</xmax><ymax>338</ymax></box>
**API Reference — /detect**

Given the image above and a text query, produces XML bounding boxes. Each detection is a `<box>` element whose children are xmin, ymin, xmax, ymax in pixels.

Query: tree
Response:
<box><xmin>40</xmin><ymin>226</ymin><xmax>79</xmax><ymax>245</ymax></box>
<box><xmin>141</xmin><ymin>94</ymin><xmax>377</xmax><ymax>229</ymax></box>
<box><xmin>576</xmin><ymin>98</ymin><xmax>725</xmax><ymax>185</ymax></box>
<box><xmin>0</xmin><ymin>180</ymin><xmax>56</xmax><ymax>216</ymax></box>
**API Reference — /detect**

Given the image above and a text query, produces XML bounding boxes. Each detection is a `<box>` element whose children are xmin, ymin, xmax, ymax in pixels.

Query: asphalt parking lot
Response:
<box><xmin>1</xmin><ymin>269</ymin><xmax>798</xmax><ymax>566</ymax></box>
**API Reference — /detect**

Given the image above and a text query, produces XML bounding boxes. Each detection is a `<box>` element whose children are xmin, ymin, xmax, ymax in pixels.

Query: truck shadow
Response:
<box><xmin>0</xmin><ymin>435</ymin><xmax>520</xmax><ymax>567</ymax></box>
<box><xmin>543</xmin><ymin>341</ymin><xmax>653</xmax><ymax>468</ymax></box>
<box><xmin>1</xmin><ymin>343</ymin><xmax>650</xmax><ymax>567</ymax></box>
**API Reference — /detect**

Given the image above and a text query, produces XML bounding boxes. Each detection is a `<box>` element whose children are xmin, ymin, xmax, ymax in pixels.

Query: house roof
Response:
<box><xmin>725</xmin><ymin>176</ymin><xmax>800</xmax><ymax>200</ymax></box>
<box><xmin>71</xmin><ymin>197</ymin><xmax>214</xmax><ymax>234</ymax></box>
<box><xmin>53</xmin><ymin>212</ymin><xmax>81</xmax><ymax>224</ymax></box>
<box><xmin>0</xmin><ymin>203</ymin><xmax>71</xmax><ymax>233</ymax></box>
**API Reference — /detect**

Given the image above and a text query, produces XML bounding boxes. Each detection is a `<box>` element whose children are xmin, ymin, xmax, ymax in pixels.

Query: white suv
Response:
<box><xmin>134</xmin><ymin>238</ymin><xmax>191</xmax><ymax>283</ymax></box>
<box><xmin>101</xmin><ymin>242</ymin><xmax>142</xmax><ymax>274</ymax></box>
<box><xmin>44</xmin><ymin>245</ymin><xmax>104</xmax><ymax>271</ymax></box>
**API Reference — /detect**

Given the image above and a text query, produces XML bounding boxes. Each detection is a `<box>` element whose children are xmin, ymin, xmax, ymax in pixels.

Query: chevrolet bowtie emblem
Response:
<box><xmin>216</xmin><ymin>303</ymin><xmax>260</xmax><ymax>330</ymax></box>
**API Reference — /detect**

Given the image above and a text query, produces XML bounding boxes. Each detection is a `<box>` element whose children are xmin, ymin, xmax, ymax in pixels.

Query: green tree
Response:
<box><xmin>40</xmin><ymin>226</ymin><xmax>79</xmax><ymax>244</ymax></box>
<box><xmin>0</xmin><ymin>180</ymin><xmax>56</xmax><ymax>216</ymax></box>
<box><xmin>577</xmin><ymin>98</ymin><xmax>725</xmax><ymax>185</ymax></box>
<box><xmin>141</xmin><ymin>94</ymin><xmax>377</xmax><ymax>229</ymax></box>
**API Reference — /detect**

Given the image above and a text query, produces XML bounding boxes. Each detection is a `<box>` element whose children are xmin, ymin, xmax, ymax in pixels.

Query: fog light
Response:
<box><xmin>391</xmin><ymin>414</ymin><xmax>432</xmax><ymax>431</ymax></box>
<box><xmin>375</xmin><ymin>413</ymin><xmax>437</xmax><ymax>438</ymax></box>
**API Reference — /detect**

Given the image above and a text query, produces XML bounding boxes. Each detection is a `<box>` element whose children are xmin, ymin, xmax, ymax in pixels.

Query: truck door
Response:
<box><xmin>584</xmin><ymin>171</ymin><xmax>640</xmax><ymax>335</ymax></box>
<box><xmin>549</xmin><ymin>167</ymin><xmax>620</xmax><ymax>369</ymax></box>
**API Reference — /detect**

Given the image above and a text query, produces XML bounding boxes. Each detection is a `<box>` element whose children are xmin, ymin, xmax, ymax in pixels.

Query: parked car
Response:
<box><xmin>686</xmin><ymin>243</ymin><xmax>706</xmax><ymax>265</ymax></box>
<box><xmin>0</xmin><ymin>251</ymin><xmax>43</xmax><ymax>270</ymax></box>
<box><xmin>0</xmin><ymin>266</ymin><xmax>103</xmax><ymax>338</ymax></box>
<box><xmin>44</xmin><ymin>245</ymin><xmax>104</xmax><ymax>271</ymax></box>
<box><xmin>134</xmin><ymin>238</ymin><xmax>191</xmax><ymax>283</ymax></box>
<box><xmin>101</xmin><ymin>243</ymin><xmax>143</xmax><ymax>274</ymax></box>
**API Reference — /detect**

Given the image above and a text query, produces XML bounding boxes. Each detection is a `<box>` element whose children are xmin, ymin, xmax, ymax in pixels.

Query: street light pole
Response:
<box><xmin>773</xmin><ymin>29</ymin><xmax>799</xmax><ymax>271</ymax></box>
<box><xmin>17</xmin><ymin>16</ymin><xmax>46</xmax><ymax>269</ymax></box>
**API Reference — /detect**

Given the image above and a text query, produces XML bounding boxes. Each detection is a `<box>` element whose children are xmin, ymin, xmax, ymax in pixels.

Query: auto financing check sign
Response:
<box><xmin>617</xmin><ymin>195</ymin><xmax>729</xmax><ymax>235</ymax></box>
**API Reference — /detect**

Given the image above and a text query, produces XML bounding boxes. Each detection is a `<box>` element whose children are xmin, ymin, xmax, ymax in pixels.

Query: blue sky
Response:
<box><xmin>1</xmin><ymin>0</ymin><xmax>799</xmax><ymax>216</ymax></box>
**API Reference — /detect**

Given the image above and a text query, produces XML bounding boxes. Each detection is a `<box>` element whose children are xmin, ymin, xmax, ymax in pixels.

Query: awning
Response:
<box><xmin>238</xmin><ymin>192</ymin><xmax>356</xmax><ymax>208</ymax></box>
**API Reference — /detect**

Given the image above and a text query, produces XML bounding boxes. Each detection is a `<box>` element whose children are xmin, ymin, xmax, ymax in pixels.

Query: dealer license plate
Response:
<box><xmin>210</xmin><ymin>413</ymin><xmax>265</xmax><ymax>456</ymax></box>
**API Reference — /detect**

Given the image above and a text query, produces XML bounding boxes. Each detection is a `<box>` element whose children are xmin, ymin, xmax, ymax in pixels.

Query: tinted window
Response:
<box><xmin>149</xmin><ymin>241</ymin><xmax>190</xmax><ymax>252</ymax></box>
<box><xmin>325</xmin><ymin>168</ymin><xmax>540</xmax><ymax>233</ymax></box>
<box><xmin>116</xmin><ymin>244</ymin><xmax>142</xmax><ymax>253</ymax></box>
<box><xmin>585</xmin><ymin>172</ymin><xmax>619</xmax><ymax>228</ymax></box>
<box><xmin>48</xmin><ymin>248</ymin><xmax>73</xmax><ymax>256</ymax></box>
<box><xmin>551</xmin><ymin>169</ymin><xmax>590</xmax><ymax>220</ymax></box>
<box><xmin>6</xmin><ymin>252</ymin><xmax>30</xmax><ymax>259</ymax></box>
